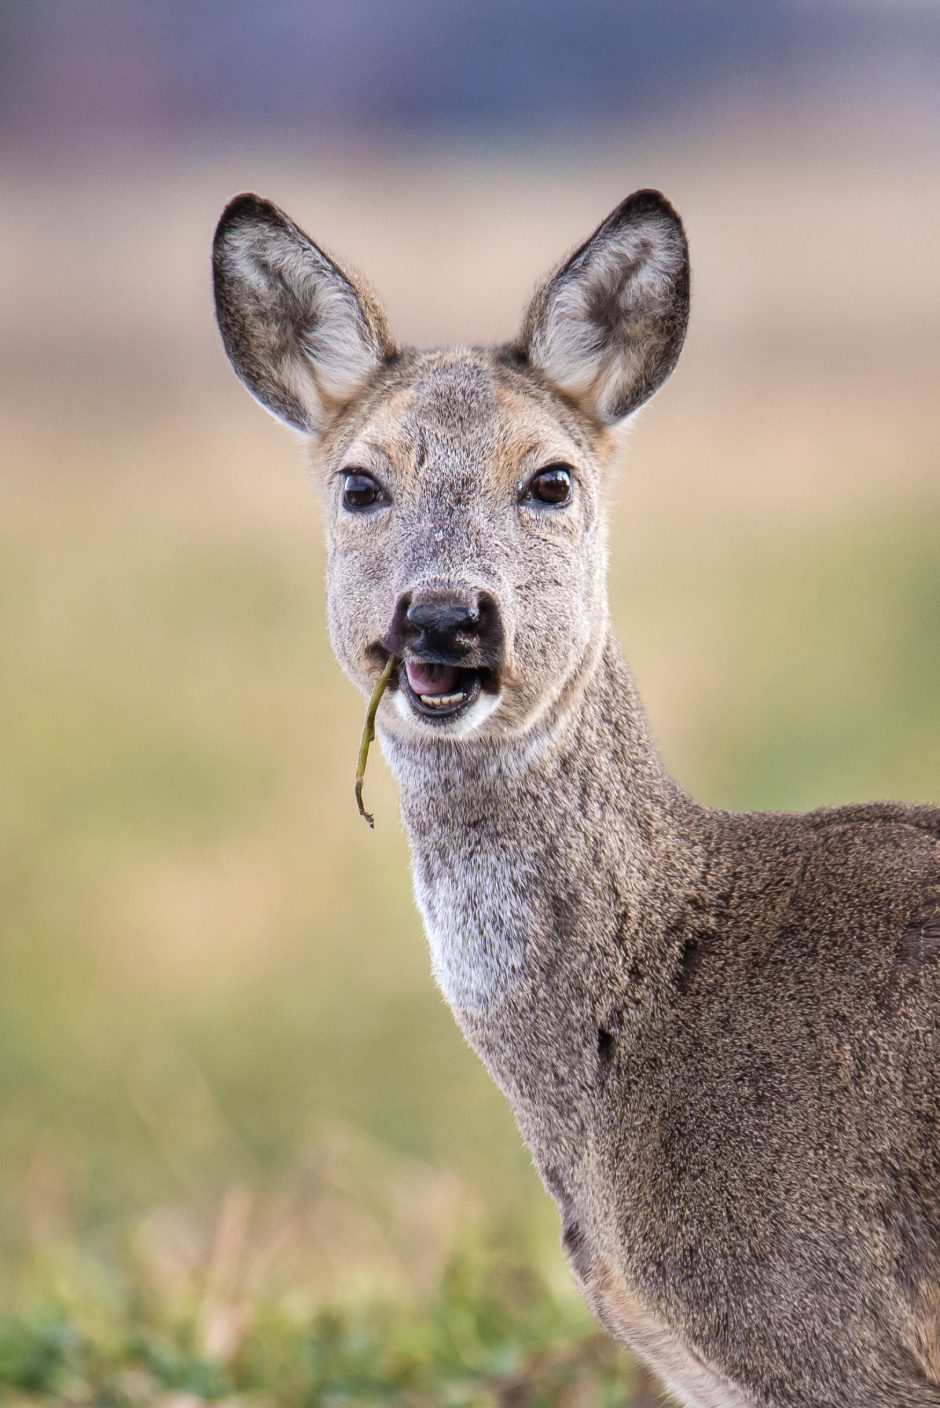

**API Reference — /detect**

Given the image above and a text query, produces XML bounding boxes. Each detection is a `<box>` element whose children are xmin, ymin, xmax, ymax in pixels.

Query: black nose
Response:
<box><xmin>387</xmin><ymin>587</ymin><xmax>502</xmax><ymax>661</ymax></box>
<box><xmin>407</xmin><ymin>595</ymin><xmax>479</xmax><ymax>639</ymax></box>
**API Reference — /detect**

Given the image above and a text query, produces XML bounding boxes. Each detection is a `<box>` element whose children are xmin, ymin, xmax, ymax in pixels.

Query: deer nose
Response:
<box><xmin>406</xmin><ymin>594</ymin><xmax>480</xmax><ymax>640</ymax></box>
<box><xmin>387</xmin><ymin>587</ymin><xmax>502</xmax><ymax>661</ymax></box>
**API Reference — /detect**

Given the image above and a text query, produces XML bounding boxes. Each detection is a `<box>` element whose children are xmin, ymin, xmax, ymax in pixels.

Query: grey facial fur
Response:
<box><xmin>213</xmin><ymin>190</ymin><xmax>940</xmax><ymax>1408</ymax></box>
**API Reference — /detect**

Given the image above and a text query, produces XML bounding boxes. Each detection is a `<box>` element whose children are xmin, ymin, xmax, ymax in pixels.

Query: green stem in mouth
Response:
<box><xmin>355</xmin><ymin>655</ymin><xmax>397</xmax><ymax>828</ymax></box>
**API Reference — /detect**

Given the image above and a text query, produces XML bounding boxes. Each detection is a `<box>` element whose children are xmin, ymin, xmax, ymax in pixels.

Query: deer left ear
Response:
<box><xmin>212</xmin><ymin>193</ymin><xmax>395</xmax><ymax>436</ymax></box>
<box><xmin>521</xmin><ymin>189</ymin><xmax>689</xmax><ymax>426</ymax></box>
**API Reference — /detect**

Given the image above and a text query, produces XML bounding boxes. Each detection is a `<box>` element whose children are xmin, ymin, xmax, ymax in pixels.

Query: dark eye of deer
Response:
<box><xmin>528</xmin><ymin>465</ymin><xmax>573</xmax><ymax>505</ymax></box>
<box><xmin>342</xmin><ymin>471</ymin><xmax>381</xmax><ymax>510</ymax></box>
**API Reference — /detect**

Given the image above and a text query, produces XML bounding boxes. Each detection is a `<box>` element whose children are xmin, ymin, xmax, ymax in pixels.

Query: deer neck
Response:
<box><xmin>381</xmin><ymin>628</ymin><xmax>709</xmax><ymax>1013</ymax></box>
<box><xmin>380</xmin><ymin>632</ymin><xmax>710</xmax><ymax>1172</ymax></box>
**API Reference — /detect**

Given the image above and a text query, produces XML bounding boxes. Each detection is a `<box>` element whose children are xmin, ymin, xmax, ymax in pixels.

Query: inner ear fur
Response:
<box><xmin>212</xmin><ymin>193</ymin><xmax>395</xmax><ymax>435</ymax></box>
<box><xmin>522</xmin><ymin>189</ymin><xmax>689</xmax><ymax>426</ymax></box>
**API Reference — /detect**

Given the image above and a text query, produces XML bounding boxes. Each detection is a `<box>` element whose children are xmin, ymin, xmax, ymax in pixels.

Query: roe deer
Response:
<box><xmin>212</xmin><ymin>189</ymin><xmax>940</xmax><ymax>1407</ymax></box>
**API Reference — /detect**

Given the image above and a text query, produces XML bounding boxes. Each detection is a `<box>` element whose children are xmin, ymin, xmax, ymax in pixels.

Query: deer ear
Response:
<box><xmin>212</xmin><ymin>193</ymin><xmax>395</xmax><ymax>435</ymax></box>
<box><xmin>521</xmin><ymin>190</ymin><xmax>689</xmax><ymax>426</ymax></box>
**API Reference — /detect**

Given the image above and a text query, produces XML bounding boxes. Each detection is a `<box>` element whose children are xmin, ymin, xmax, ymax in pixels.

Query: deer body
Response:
<box><xmin>213</xmin><ymin>190</ymin><xmax>940</xmax><ymax>1406</ymax></box>
<box><xmin>389</xmin><ymin>636</ymin><xmax>940</xmax><ymax>1408</ymax></box>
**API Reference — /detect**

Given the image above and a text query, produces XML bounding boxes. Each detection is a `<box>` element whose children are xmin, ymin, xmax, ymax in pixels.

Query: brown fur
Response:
<box><xmin>212</xmin><ymin>189</ymin><xmax>940</xmax><ymax>1407</ymax></box>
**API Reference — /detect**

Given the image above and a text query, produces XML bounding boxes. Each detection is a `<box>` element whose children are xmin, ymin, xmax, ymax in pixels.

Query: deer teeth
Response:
<box><xmin>419</xmin><ymin>690</ymin><xmax>467</xmax><ymax>709</ymax></box>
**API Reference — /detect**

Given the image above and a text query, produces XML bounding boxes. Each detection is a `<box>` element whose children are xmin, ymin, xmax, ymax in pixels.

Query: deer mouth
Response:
<box><xmin>399</xmin><ymin>659</ymin><xmax>485</xmax><ymax>719</ymax></box>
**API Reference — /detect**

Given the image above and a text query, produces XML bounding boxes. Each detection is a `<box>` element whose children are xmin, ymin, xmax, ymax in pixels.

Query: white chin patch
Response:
<box><xmin>393</xmin><ymin>687</ymin><xmax>501</xmax><ymax>738</ymax></box>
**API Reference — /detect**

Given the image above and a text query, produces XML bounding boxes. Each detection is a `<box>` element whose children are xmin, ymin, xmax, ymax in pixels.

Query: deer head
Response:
<box><xmin>212</xmin><ymin>190</ymin><xmax>689</xmax><ymax>742</ymax></box>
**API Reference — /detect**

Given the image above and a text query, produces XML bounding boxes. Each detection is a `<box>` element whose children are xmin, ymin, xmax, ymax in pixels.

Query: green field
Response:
<box><xmin>1</xmin><ymin>149</ymin><xmax>938</xmax><ymax>1405</ymax></box>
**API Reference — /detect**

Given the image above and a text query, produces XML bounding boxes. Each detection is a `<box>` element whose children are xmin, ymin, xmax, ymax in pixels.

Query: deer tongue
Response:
<box><xmin>406</xmin><ymin>661</ymin><xmax>464</xmax><ymax>697</ymax></box>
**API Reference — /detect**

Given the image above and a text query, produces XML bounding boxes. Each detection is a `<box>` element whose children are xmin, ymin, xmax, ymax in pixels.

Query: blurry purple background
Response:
<box><xmin>3</xmin><ymin>0</ymin><xmax>939</xmax><ymax>154</ymax></box>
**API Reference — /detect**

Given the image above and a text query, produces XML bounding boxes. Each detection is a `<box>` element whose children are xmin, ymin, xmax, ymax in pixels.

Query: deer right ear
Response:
<box><xmin>212</xmin><ymin>194</ymin><xmax>395</xmax><ymax>435</ymax></box>
<box><xmin>521</xmin><ymin>190</ymin><xmax>689</xmax><ymax>426</ymax></box>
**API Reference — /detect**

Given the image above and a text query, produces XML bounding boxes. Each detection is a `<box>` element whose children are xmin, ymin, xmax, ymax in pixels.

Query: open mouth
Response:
<box><xmin>399</xmin><ymin>659</ymin><xmax>485</xmax><ymax>720</ymax></box>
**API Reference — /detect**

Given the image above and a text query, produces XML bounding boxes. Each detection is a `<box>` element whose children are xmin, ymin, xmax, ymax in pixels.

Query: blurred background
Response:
<box><xmin>1</xmin><ymin>2</ymin><xmax>938</xmax><ymax>1404</ymax></box>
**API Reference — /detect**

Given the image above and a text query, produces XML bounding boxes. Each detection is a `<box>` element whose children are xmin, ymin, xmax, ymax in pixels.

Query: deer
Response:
<box><xmin>212</xmin><ymin>188</ymin><xmax>940</xmax><ymax>1408</ymax></box>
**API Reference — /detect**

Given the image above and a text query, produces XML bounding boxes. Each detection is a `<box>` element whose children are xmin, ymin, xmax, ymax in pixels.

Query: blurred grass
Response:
<box><xmin>0</xmin><ymin>142</ymin><xmax>938</xmax><ymax>1403</ymax></box>
<box><xmin>0</xmin><ymin>1220</ymin><xmax>632</xmax><ymax>1407</ymax></box>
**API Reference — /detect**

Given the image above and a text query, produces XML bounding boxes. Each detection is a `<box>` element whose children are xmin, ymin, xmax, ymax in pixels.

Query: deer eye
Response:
<box><xmin>342</xmin><ymin>470</ymin><xmax>386</xmax><ymax>511</ymax></box>
<box><xmin>525</xmin><ymin>464</ymin><xmax>573</xmax><ymax>506</ymax></box>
